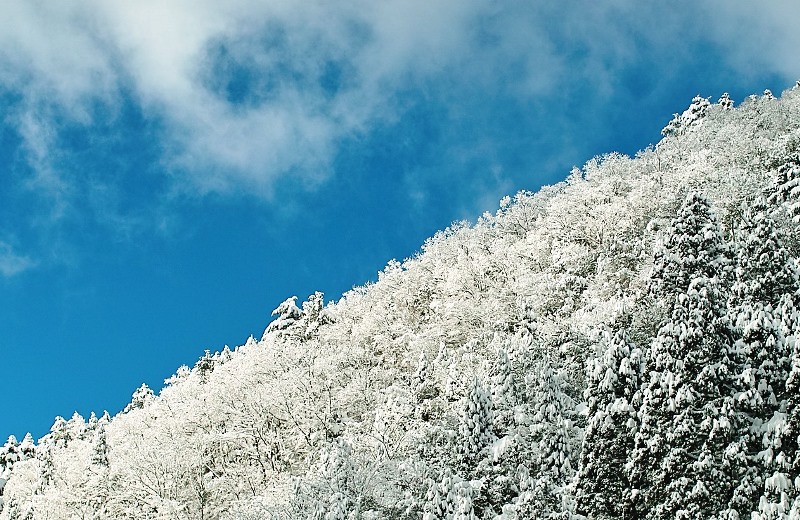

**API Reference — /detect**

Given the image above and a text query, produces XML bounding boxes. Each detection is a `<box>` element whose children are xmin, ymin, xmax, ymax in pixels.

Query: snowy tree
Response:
<box><xmin>661</xmin><ymin>95</ymin><xmax>712</xmax><ymax>136</ymax></box>
<box><xmin>731</xmin><ymin>199</ymin><xmax>796</xmax><ymax>416</ymax></box>
<box><xmin>649</xmin><ymin>192</ymin><xmax>731</xmax><ymax>300</ymax></box>
<box><xmin>164</xmin><ymin>364</ymin><xmax>192</xmax><ymax>387</ymax></box>
<box><xmin>43</xmin><ymin>416</ymin><xmax>69</xmax><ymax>449</ymax></box>
<box><xmin>786</xmin><ymin>334</ymin><xmax>800</xmax><ymax>517</ymax></box>
<box><xmin>0</xmin><ymin>436</ymin><xmax>20</xmax><ymax>499</ymax></box>
<box><xmin>574</xmin><ymin>328</ymin><xmax>643</xmax><ymax>519</ymax></box>
<box><xmin>768</xmin><ymin>146</ymin><xmax>800</xmax><ymax>222</ymax></box>
<box><xmin>421</xmin><ymin>476</ymin><xmax>447</xmax><ymax>520</ymax></box>
<box><xmin>513</xmin><ymin>360</ymin><xmax>579</xmax><ymax>519</ymax></box>
<box><xmin>194</xmin><ymin>349</ymin><xmax>216</xmax><ymax>382</ymax></box>
<box><xmin>752</xmin><ymin>298</ymin><xmax>800</xmax><ymax>519</ymax></box>
<box><xmin>265</xmin><ymin>295</ymin><xmax>303</xmax><ymax>333</ymax></box>
<box><xmin>263</xmin><ymin>292</ymin><xmax>332</xmax><ymax>339</ymax></box>
<box><xmin>411</xmin><ymin>350</ymin><xmax>439</xmax><ymax>424</ymax></box>
<box><xmin>65</xmin><ymin>412</ymin><xmax>86</xmax><ymax>442</ymax></box>
<box><xmin>301</xmin><ymin>291</ymin><xmax>333</xmax><ymax>338</ymax></box>
<box><xmin>417</xmin><ymin>469</ymin><xmax>481</xmax><ymax>520</ymax></box>
<box><xmin>457</xmin><ymin>378</ymin><xmax>495</xmax><ymax>473</ymax></box>
<box><xmin>488</xmin><ymin>347</ymin><xmax>520</xmax><ymax>435</ymax></box>
<box><xmin>731</xmin><ymin>197</ymin><xmax>799</xmax><ymax>307</ymax></box>
<box><xmin>36</xmin><ymin>445</ymin><xmax>54</xmax><ymax>493</ymax></box>
<box><xmin>631</xmin><ymin>193</ymin><xmax>743</xmax><ymax>519</ymax></box>
<box><xmin>2</xmin><ymin>434</ymin><xmax>37</xmax><ymax>504</ymax></box>
<box><xmin>718</xmin><ymin>92</ymin><xmax>734</xmax><ymax>110</ymax></box>
<box><xmin>412</xmin><ymin>351</ymin><xmax>435</xmax><ymax>398</ymax></box>
<box><xmin>730</xmin><ymin>199</ymin><xmax>800</xmax><ymax>517</ymax></box>
<box><xmin>17</xmin><ymin>435</ymin><xmax>34</xmax><ymax>462</ymax></box>
<box><xmin>0</xmin><ymin>437</ymin><xmax>19</xmax><ymax>466</ymax></box>
<box><xmin>123</xmin><ymin>383</ymin><xmax>155</xmax><ymax>413</ymax></box>
<box><xmin>290</xmin><ymin>439</ymin><xmax>363</xmax><ymax>519</ymax></box>
<box><xmin>452</xmin><ymin>481</ymin><xmax>478</xmax><ymax>520</ymax></box>
<box><xmin>91</xmin><ymin>425</ymin><xmax>109</xmax><ymax>467</ymax></box>
<box><xmin>445</xmin><ymin>359</ymin><xmax>467</xmax><ymax>403</ymax></box>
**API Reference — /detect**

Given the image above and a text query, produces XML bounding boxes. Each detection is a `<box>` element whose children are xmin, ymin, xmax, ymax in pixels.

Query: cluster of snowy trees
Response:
<box><xmin>1</xmin><ymin>85</ymin><xmax>800</xmax><ymax>519</ymax></box>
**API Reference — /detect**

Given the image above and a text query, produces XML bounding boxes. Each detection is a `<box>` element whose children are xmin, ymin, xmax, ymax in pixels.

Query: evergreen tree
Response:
<box><xmin>413</xmin><ymin>350</ymin><xmax>437</xmax><ymax>404</ymax></box>
<box><xmin>36</xmin><ymin>445</ymin><xmax>54</xmax><ymax>493</ymax></box>
<box><xmin>731</xmin><ymin>200</ymin><xmax>800</xmax><ymax>517</ymax></box>
<box><xmin>649</xmin><ymin>193</ymin><xmax>730</xmax><ymax>299</ymax></box>
<box><xmin>65</xmin><ymin>412</ymin><xmax>86</xmax><ymax>442</ymax></box>
<box><xmin>662</xmin><ymin>95</ymin><xmax>712</xmax><ymax>136</ymax></box>
<box><xmin>574</xmin><ymin>329</ymin><xmax>643</xmax><ymax>519</ymax></box>
<box><xmin>123</xmin><ymin>383</ymin><xmax>155</xmax><ymax>413</ymax></box>
<box><xmin>632</xmin><ymin>193</ymin><xmax>742</xmax><ymax>519</ymax></box>
<box><xmin>768</xmin><ymin>147</ymin><xmax>800</xmax><ymax>222</ymax></box>
<box><xmin>194</xmin><ymin>349</ymin><xmax>216</xmax><ymax>382</ymax></box>
<box><xmin>718</xmin><ymin>92</ymin><xmax>734</xmax><ymax>110</ymax></box>
<box><xmin>753</xmin><ymin>299</ymin><xmax>800</xmax><ymax>519</ymax></box>
<box><xmin>732</xmin><ymin>198</ymin><xmax>799</xmax><ymax>308</ymax></box>
<box><xmin>682</xmin><ymin>95</ymin><xmax>712</xmax><ymax>124</ymax></box>
<box><xmin>17</xmin><ymin>434</ymin><xmax>35</xmax><ymax>461</ymax></box>
<box><xmin>262</xmin><ymin>292</ymin><xmax>332</xmax><ymax>340</ymax></box>
<box><xmin>0</xmin><ymin>436</ymin><xmax>19</xmax><ymax>466</ymax></box>
<box><xmin>420</xmin><ymin>468</ymin><xmax>480</xmax><ymax>520</ymax></box>
<box><xmin>489</xmin><ymin>347</ymin><xmax>519</xmax><ymax>435</ymax></box>
<box><xmin>301</xmin><ymin>291</ymin><xmax>333</xmax><ymax>338</ymax></box>
<box><xmin>457</xmin><ymin>378</ymin><xmax>495</xmax><ymax>474</ymax></box>
<box><xmin>421</xmin><ymin>476</ymin><xmax>447</xmax><ymax>520</ymax></box>
<box><xmin>452</xmin><ymin>482</ymin><xmax>478</xmax><ymax>520</ymax></box>
<box><xmin>472</xmin><ymin>346</ymin><xmax>528</xmax><ymax>514</ymax></box>
<box><xmin>521</xmin><ymin>361</ymin><xmax>578</xmax><ymax>518</ymax></box>
<box><xmin>92</xmin><ymin>425</ymin><xmax>109</xmax><ymax>467</ymax></box>
<box><xmin>787</xmin><ymin>333</ymin><xmax>800</xmax><ymax>517</ymax></box>
<box><xmin>45</xmin><ymin>416</ymin><xmax>68</xmax><ymax>448</ymax></box>
<box><xmin>265</xmin><ymin>295</ymin><xmax>303</xmax><ymax>333</ymax></box>
<box><xmin>445</xmin><ymin>360</ymin><xmax>466</xmax><ymax>402</ymax></box>
<box><xmin>0</xmin><ymin>436</ymin><xmax>19</xmax><ymax>498</ymax></box>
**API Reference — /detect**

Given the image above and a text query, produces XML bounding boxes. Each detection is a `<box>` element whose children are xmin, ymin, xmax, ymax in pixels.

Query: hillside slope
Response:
<box><xmin>1</xmin><ymin>87</ymin><xmax>800</xmax><ymax>519</ymax></box>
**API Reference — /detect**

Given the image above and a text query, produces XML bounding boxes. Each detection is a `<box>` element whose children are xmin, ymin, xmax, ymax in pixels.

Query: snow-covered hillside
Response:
<box><xmin>1</xmin><ymin>86</ymin><xmax>800</xmax><ymax>519</ymax></box>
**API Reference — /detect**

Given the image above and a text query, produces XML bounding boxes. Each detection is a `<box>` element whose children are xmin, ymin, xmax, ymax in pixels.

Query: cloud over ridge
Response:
<box><xmin>1</xmin><ymin>0</ymin><xmax>798</xmax><ymax>206</ymax></box>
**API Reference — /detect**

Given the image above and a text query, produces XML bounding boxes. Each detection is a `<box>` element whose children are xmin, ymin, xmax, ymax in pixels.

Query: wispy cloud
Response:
<box><xmin>702</xmin><ymin>0</ymin><xmax>800</xmax><ymax>81</ymax></box>
<box><xmin>0</xmin><ymin>1</ymin><xmax>797</xmax><ymax>208</ymax></box>
<box><xmin>0</xmin><ymin>241</ymin><xmax>34</xmax><ymax>277</ymax></box>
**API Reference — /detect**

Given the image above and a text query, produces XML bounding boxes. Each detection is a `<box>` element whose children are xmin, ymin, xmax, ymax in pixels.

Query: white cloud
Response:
<box><xmin>0</xmin><ymin>241</ymin><xmax>34</xmax><ymax>277</ymax></box>
<box><xmin>0</xmin><ymin>0</ymin><xmax>797</xmax><ymax>202</ymax></box>
<box><xmin>703</xmin><ymin>0</ymin><xmax>800</xmax><ymax>83</ymax></box>
<box><xmin>0</xmin><ymin>1</ymin><xmax>564</xmax><ymax>197</ymax></box>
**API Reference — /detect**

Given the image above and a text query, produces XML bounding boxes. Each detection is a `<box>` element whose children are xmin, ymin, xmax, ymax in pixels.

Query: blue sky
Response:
<box><xmin>1</xmin><ymin>1</ymin><xmax>798</xmax><ymax>440</ymax></box>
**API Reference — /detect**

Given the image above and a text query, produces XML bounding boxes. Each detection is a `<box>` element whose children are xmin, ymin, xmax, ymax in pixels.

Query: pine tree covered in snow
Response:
<box><xmin>768</xmin><ymin>145</ymin><xmax>800</xmax><ymax>222</ymax></box>
<box><xmin>123</xmin><ymin>384</ymin><xmax>154</xmax><ymax>413</ymax></box>
<box><xmin>630</xmin><ymin>193</ymin><xmax>743</xmax><ymax>519</ymax></box>
<box><xmin>457</xmin><ymin>378</ymin><xmax>495</xmax><ymax>474</ymax></box>
<box><xmin>489</xmin><ymin>349</ymin><xmax>516</xmax><ymax>431</ymax></box>
<box><xmin>718</xmin><ymin>92</ymin><xmax>735</xmax><ymax>110</ymax></box>
<box><xmin>729</xmin><ymin>197</ymin><xmax>800</xmax><ymax>518</ymax></box>
<box><xmin>574</xmin><ymin>329</ymin><xmax>643</xmax><ymax>519</ymax></box>
<box><xmin>661</xmin><ymin>95</ymin><xmax>712</xmax><ymax>136</ymax></box>
<box><xmin>514</xmin><ymin>361</ymin><xmax>578</xmax><ymax>519</ymax></box>
<box><xmin>265</xmin><ymin>295</ymin><xmax>303</xmax><ymax>333</ymax></box>
<box><xmin>784</xmin><ymin>338</ymin><xmax>800</xmax><ymax>517</ymax></box>
<box><xmin>753</xmin><ymin>297</ymin><xmax>800</xmax><ymax>519</ymax></box>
